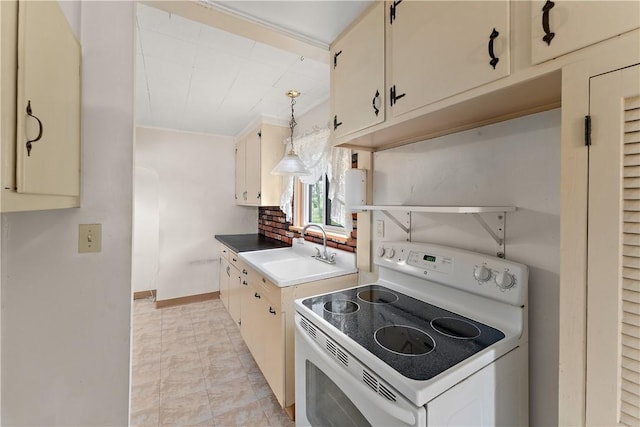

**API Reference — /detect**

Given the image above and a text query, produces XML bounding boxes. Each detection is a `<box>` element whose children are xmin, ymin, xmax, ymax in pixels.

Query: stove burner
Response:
<box><xmin>357</xmin><ymin>289</ymin><xmax>398</xmax><ymax>304</ymax></box>
<box><xmin>374</xmin><ymin>325</ymin><xmax>435</xmax><ymax>356</ymax></box>
<box><xmin>323</xmin><ymin>299</ymin><xmax>359</xmax><ymax>314</ymax></box>
<box><xmin>431</xmin><ymin>317</ymin><xmax>481</xmax><ymax>339</ymax></box>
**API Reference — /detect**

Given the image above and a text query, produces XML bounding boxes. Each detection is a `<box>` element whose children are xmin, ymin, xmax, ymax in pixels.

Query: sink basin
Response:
<box><xmin>238</xmin><ymin>239</ymin><xmax>357</xmax><ymax>287</ymax></box>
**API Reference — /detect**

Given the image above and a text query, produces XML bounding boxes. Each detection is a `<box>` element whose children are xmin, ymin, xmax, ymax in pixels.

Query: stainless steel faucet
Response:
<box><xmin>301</xmin><ymin>224</ymin><xmax>336</xmax><ymax>264</ymax></box>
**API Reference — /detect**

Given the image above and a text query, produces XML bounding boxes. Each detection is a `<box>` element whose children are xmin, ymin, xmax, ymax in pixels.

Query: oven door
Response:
<box><xmin>295</xmin><ymin>313</ymin><xmax>426</xmax><ymax>427</ymax></box>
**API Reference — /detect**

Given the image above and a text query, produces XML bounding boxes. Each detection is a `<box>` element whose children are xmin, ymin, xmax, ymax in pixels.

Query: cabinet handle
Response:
<box><xmin>541</xmin><ymin>0</ymin><xmax>555</xmax><ymax>46</ymax></box>
<box><xmin>254</xmin><ymin>292</ymin><xmax>261</xmax><ymax>299</ymax></box>
<box><xmin>262</xmin><ymin>277</ymin><xmax>266</xmax><ymax>283</ymax></box>
<box><xmin>242</xmin><ymin>269</ymin><xmax>248</xmax><ymax>275</ymax></box>
<box><xmin>487</xmin><ymin>28</ymin><xmax>500</xmax><ymax>69</ymax></box>
<box><xmin>232</xmin><ymin>257</ymin><xmax>237</xmax><ymax>262</ymax></box>
<box><xmin>333</xmin><ymin>115</ymin><xmax>343</xmax><ymax>131</ymax></box>
<box><xmin>242</xmin><ymin>280</ymin><xmax>248</xmax><ymax>286</ymax></box>
<box><xmin>372</xmin><ymin>90</ymin><xmax>381</xmax><ymax>116</ymax></box>
<box><xmin>333</xmin><ymin>50</ymin><xmax>342</xmax><ymax>68</ymax></box>
<box><xmin>257</xmin><ymin>192</ymin><xmax>261</xmax><ymax>199</ymax></box>
<box><xmin>25</xmin><ymin>100</ymin><xmax>43</xmax><ymax>157</ymax></box>
<box><xmin>226</xmin><ymin>266</ymin><xmax>231</xmax><ymax>277</ymax></box>
<box><xmin>269</xmin><ymin>307</ymin><xmax>276</xmax><ymax>315</ymax></box>
<box><xmin>390</xmin><ymin>85</ymin><xmax>406</xmax><ymax>107</ymax></box>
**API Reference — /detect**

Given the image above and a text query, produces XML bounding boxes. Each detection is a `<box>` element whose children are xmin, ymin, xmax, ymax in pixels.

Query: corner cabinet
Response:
<box><xmin>530</xmin><ymin>0</ymin><xmax>640</xmax><ymax>65</ymax></box>
<box><xmin>235</xmin><ymin>122</ymin><xmax>288</xmax><ymax>206</ymax></box>
<box><xmin>388</xmin><ymin>1</ymin><xmax>510</xmax><ymax>117</ymax></box>
<box><xmin>331</xmin><ymin>2</ymin><xmax>385</xmax><ymax>139</ymax></box>
<box><xmin>0</xmin><ymin>0</ymin><xmax>81</xmax><ymax>212</ymax></box>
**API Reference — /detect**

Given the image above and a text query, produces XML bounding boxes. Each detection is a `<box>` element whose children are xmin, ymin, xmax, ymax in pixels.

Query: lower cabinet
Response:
<box><xmin>219</xmin><ymin>246</ymin><xmax>242</xmax><ymax>326</ymax></box>
<box><xmin>228</xmin><ymin>255</ymin><xmax>358</xmax><ymax>414</ymax></box>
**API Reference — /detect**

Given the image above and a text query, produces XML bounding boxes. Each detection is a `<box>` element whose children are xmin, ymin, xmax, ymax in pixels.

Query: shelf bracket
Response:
<box><xmin>381</xmin><ymin>210</ymin><xmax>412</xmax><ymax>241</ymax></box>
<box><xmin>470</xmin><ymin>212</ymin><xmax>506</xmax><ymax>258</ymax></box>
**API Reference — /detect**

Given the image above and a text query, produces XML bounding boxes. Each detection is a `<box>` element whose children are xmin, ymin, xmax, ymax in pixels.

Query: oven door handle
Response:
<box><xmin>296</xmin><ymin>321</ymin><xmax>417</xmax><ymax>426</ymax></box>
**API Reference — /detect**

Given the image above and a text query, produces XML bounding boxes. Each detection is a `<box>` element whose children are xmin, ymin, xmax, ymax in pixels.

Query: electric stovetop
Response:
<box><xmin>301</xmin><ymin>284</ymin><xmax>505</xmax><ymax>381</ymax></box>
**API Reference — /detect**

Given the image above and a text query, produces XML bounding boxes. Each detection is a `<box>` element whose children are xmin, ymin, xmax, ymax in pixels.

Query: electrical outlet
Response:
<box><xmin>376</xmin><ymin>220</ymin><xmax>384</xmax><ymax>238</ymax></box>
<box><xmin>78</xmin><ymin>224</ymin><xmax>102</xmax><ymax>253</ymax></box>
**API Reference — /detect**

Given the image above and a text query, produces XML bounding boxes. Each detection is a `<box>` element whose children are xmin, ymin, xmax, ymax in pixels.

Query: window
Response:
<box><xmin>302</xmin><ymin>174</ymin><xmax>343</xmax><ymax>231</ymax></box>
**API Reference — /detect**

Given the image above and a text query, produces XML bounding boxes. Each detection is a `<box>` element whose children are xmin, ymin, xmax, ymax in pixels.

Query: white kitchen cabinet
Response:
<box><xmin>219</xmin><ymin>245</ymin><xmax>242</xmax><ymax>326</ymax></box>
<box><xmin>0</xmin><ymin>0</ymin><xmax>81</xmax><ymax>212</ymax></box>
<box><xmin>388</xmin><ymin>1</ymin><xmax>510</xmax><ymax>118</ymax></box>
<box><xmin>237</xmin><ymin>259</ymin><xmax>357</xmax><ymax>414</ymax></box>
<box><xmin>531</xmin><ymin>0</ymin><xmax>640</xmax><ymax>65</ymax></box>
<box><xmin>235</xmin><ymin>122</ymin><xmax>288</xmax><ymax>206</ymax></box>
<box><xmin>331</xmin><ymin>2</ymin><xmax>385</xmax><ymax>139</ymax></box>
<box><xmin>219</xmin><ymin>256</ymin><xmax>230</xmax><ymax>310</ymax></box>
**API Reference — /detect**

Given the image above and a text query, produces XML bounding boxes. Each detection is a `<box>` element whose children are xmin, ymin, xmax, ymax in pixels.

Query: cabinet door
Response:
<box><xmin>245</xmin><ymin>128</ymin><xmax>261</xmax><ymax>205</ymax></box>
<box><xmin>531</xmin><ymin>0</ymin><xmax>640</xmax><ymax>65</ymax></box>
<box><xmin>389</xmin><ymin>1</ymin><xmax>510</xmax><ymax>118</ymax></box>
<box><xmin>219</xmin><ymin>257</ymin><xmax>231</xmax><ymax>310</ymax></box>
<box><xmin>332</xmin><ymin>2</ymin><xmax>385</xmax><ymax>138</ymax></box>
<box><xmin>586</xmin><ymin>65</ymin><xmax>640</xmax><ymax>426</ymax></box>
<box><xmin>16</xmin><ymin>1</ymin><xmax>80</xmax><ymax>196</ymax></box>
<box><xmin>260</xmin><ymin>298</ymin><xmax>285</xmax><ymax>405</ymax></box>
<box><xmin>240</xmin><ymin>281</ymin><xmax>261</xmax><ymax>358</ymax></box>
<box><xmin>228</xmin><ymin>263</ymin><xmax>242</xmax><ymax>326</ymax></box>
<box><xmin>235</xmin><ymin>137</ymin><xmax>246</xmax><ymax>204</ymax></box>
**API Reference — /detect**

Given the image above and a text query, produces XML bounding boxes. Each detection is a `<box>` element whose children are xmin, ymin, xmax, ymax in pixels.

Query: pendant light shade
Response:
<box><xmin>271</xmin><ymin>90</ymin><xmax>311</xmax><ymax>176</ymax></box>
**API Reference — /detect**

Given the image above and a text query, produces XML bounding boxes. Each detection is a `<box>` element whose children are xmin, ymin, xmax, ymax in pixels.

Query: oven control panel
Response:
<box><xmin>406</xmin><ymin>250</ymin><xmax>453</xmax><ymax>274</ymax></box>
<box><xmin>375</xmin><ymin>241</ymin><xmax>528</xmax><ymax>307</ymax></box>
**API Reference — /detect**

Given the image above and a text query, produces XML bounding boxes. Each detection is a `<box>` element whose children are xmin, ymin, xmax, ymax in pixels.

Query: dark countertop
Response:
<box><xmin>215</xmin><ymin>234</ymin><xmax>291</xmax><ymax>253</ymax></box>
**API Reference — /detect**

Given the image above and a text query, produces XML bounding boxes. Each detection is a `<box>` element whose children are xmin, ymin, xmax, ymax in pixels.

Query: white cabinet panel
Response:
<box><xmin>331</xmin><ymin>2</ymin><xmax>385</xmax><ymax>138</ymax></box>
<box><xmin>16</xmin><ymin>1</ymin><xmax>80</xmax><ymax>196</ymax></box>
<box><xmin>389</xmin><ymin>1</ymin><xmax>510</xmax><ymax>117</ymax></box>
<box><xmin>531</xmin><ymin>0</ymin><xmax>640</xmax><ymax>65</ymax></box>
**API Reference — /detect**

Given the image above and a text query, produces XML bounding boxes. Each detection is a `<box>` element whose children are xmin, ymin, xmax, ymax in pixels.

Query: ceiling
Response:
<box><xmin>135</xmin><ymin>1</ymin><xmax>371</xmax><ymax>137</ymax></box>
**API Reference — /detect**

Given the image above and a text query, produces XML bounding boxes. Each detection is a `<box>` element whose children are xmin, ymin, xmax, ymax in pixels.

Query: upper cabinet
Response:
<box><xmin>1</xmin><ymin>0</ymin><xmax>81</xmax><ymax>212</ymax></box>
<box><xmin>331</xmin><ymin>2</ymin><xmax>385</xmax><ymax>139</ymax></box>
<box><xmin>388</xmin><ymin>1</ymin><xmax>510</xmax><ymax>117</ymax></box>
<box><xmin>235</xmin><ymin>122</ymin><xmax>288</xmax><ymax>207</ymax></box>
<box><xmin>531</xmin><ymin>0</ymin><xmax>640</xmax><ymax>65</ymax></box>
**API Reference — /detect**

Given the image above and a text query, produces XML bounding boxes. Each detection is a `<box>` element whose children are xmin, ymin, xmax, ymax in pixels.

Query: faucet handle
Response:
<box><xmin>314</xmin><ymin>247</ymin><xmax>321</xmax><ymax>257</ymax></box>
<box><xmin>329</xmin><ymin>253</ymin><xmax>336</xmax><ymax>263</ymax></box>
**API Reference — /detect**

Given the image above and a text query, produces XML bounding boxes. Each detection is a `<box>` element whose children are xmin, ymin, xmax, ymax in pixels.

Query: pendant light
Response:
<box><xmin>270</xmin><ymin>90</ymin><xmax>311</xmax><ymax>176</ymax></box>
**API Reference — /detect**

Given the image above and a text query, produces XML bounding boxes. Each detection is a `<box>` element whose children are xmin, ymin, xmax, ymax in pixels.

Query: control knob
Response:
<box><xmin>376</xmin><ymin>247</ymin><xmax>386</xmax><ymax>257</ymax></box>
<box><xmin>385</xmin><ymin>248</ymin><xmax>396</xmax><ymax>259</ymax></box>
<box><xmin>473</xmin><ymin>265</ymin><xmax>492</xmax><ymax>282</ymax></box>
<box><xmin>495</xmin><ymin>270</ymin><xmax>515</xmax><ymax>290</ymax></box>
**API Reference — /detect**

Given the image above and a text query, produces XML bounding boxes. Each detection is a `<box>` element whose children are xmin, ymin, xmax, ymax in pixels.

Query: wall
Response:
<box><xmin>1</xmin><ymin>2</ymin><xmax>134</xmax><ymax>425</ymax></box>
<box><xmin>132</xmin><ymin>166</ymin><xmax>159</xmax><ymax>293</ymax></box>
<box><xmin>371</xmin><ymin>109</ymin><xmax>560</xmax><ymax>426</ymax></box>
<box><xmin>135</xmin><ymin>126</ymin><xmax>257</xmax><ymax>302</ymax></box>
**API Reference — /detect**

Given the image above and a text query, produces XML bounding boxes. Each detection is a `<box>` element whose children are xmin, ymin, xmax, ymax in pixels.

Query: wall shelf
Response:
<box><xmin>351</xmin><ymin>205</ymin><xmax>516</xmax><ymax>258</ymax></box>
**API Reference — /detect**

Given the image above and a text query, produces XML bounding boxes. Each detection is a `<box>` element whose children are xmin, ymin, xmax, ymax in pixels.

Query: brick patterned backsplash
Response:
<box><xmin>256</xmin><ymin>153</ymin><xmax>359</xmax><ymax>252</ymax></box>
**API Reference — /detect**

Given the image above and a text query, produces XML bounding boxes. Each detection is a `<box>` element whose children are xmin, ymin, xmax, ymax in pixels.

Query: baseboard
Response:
<box><xmin>155</xmin><ymin>291</ymin><xmax>219</xmax><ymax>308</ymax></box>
<box><xmin>133</xmin><ymin>290</ymin><xmax>156</xmax><ymax>300</ymax></box>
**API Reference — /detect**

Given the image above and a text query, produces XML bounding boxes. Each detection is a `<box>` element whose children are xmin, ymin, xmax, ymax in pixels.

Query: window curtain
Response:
<box><xmin>279</xmin><ymin>126</ymin><xmax>352</xmax><ymax>232</ymax></box>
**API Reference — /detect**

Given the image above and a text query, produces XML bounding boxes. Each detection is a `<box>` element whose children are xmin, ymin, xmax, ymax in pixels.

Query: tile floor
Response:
<box><xmin>130</xmin><ymin>297</ymin><xmax>295</xmax><ymax>427</ymax></box>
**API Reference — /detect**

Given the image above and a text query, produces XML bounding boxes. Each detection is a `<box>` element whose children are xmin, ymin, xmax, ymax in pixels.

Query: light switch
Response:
<box><xmin>79</xmin><ymin>224</ymin><xmax>101</xmax><ymax>253</ymax></box>
<box><xmin>376</xmin><ymin>220</ymin><xmax>384</xmax><ymax>238</ymax></box>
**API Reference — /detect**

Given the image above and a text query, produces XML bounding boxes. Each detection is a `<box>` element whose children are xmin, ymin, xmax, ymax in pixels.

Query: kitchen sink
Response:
<box><xmin>239</xmin><ymin>239</ymin><xmax>357</xmax><ymax>287</ymax></box>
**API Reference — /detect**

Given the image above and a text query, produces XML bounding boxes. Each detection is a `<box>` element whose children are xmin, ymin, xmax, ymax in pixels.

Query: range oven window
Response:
<box><xmin>305</xmin><ymin>361</ymin><xmax>371</xmax><ymax>427</ymax></box>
